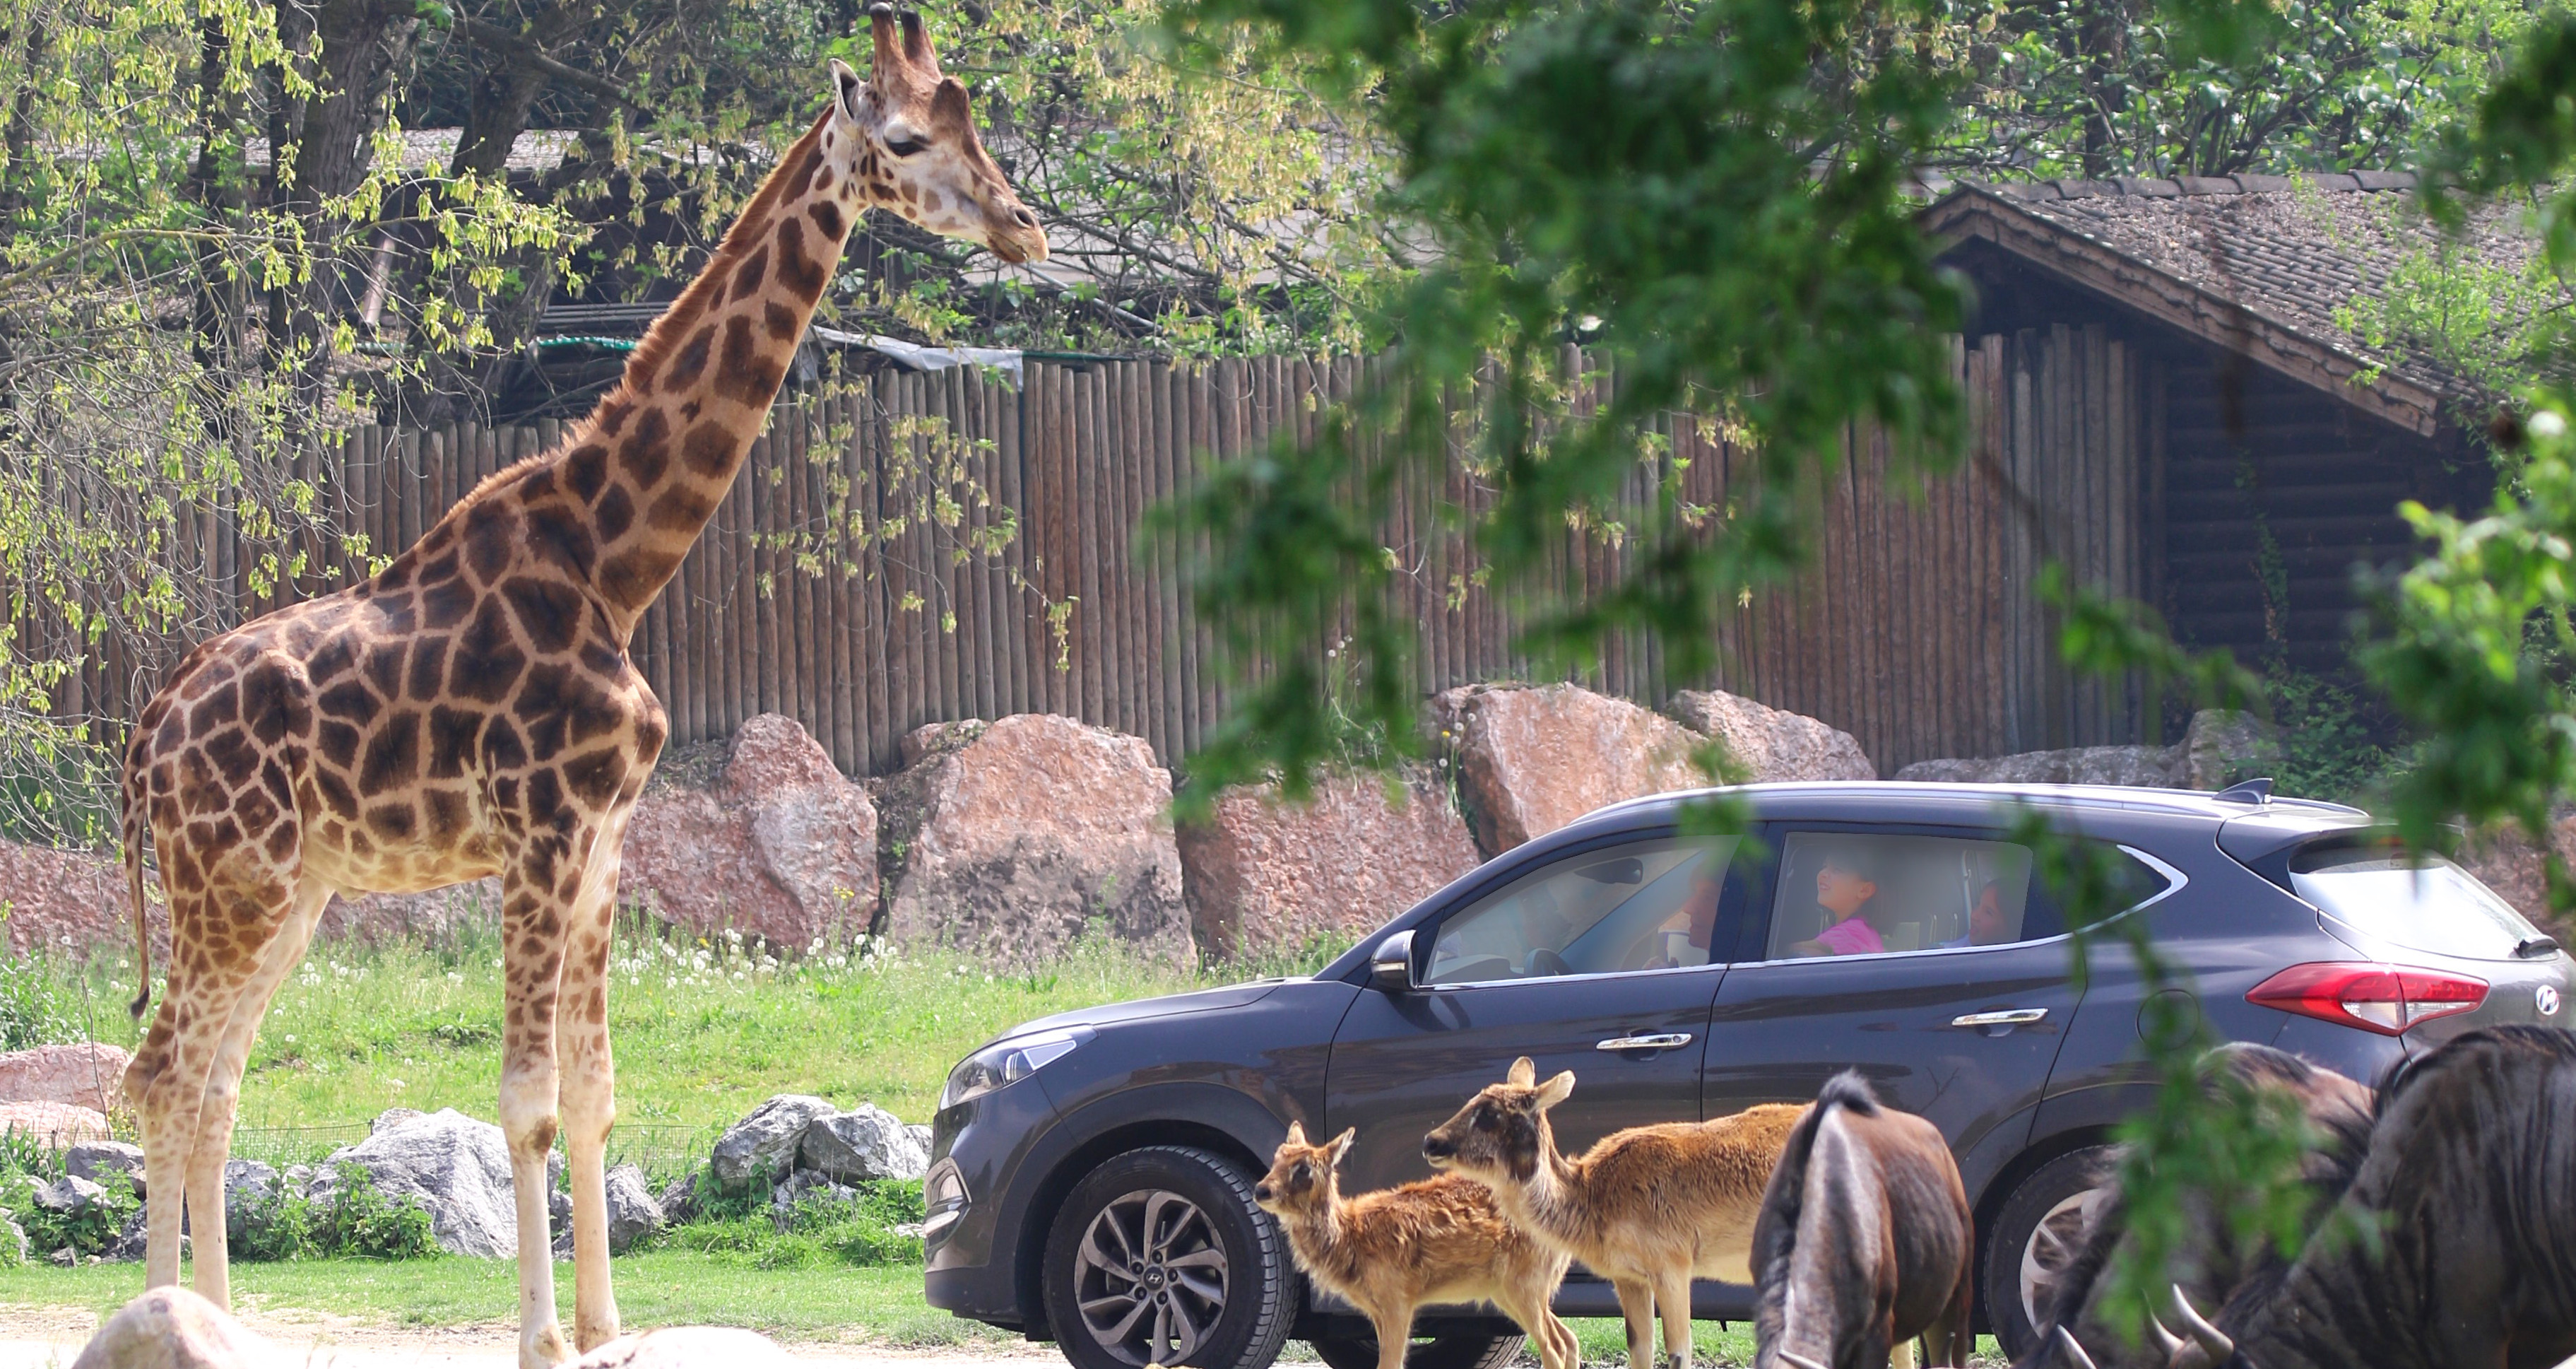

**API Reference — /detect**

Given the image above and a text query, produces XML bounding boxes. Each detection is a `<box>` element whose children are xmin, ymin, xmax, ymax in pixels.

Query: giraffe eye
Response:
<box><xmin>884</xmin><ymin>134</ymin><xmax>929</xmax><ymax>157</ymax></box>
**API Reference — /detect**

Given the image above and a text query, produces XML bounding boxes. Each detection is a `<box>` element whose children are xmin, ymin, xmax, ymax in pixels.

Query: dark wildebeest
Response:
<box><xmin>2086</xmin><ymin>1026</ymin><xmax>2576</xmax><ymax>1369</ymax></box>
<box><xmin>1751</xmin><ymin>1071</ymin><xmax>1973</xmax><ymax>1369</ymax></box>
<box><xmin>2016</xmin><ymin>1045</ymin><xmax>2377</xmax><ymax>1369</ymax></box>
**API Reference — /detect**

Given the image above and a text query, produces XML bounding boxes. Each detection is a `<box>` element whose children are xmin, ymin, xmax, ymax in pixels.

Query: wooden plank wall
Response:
<box><xmin>24</xmin><ymin>327</ymin><xmax>2148</xmax><ymax>780</ymax></box>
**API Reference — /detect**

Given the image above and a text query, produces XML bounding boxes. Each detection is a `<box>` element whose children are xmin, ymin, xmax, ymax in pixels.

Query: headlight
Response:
<box><xmin>940</xmin><ymin>1026</ymin><xmax>1092</xmax><ymax>1109</ymax></box>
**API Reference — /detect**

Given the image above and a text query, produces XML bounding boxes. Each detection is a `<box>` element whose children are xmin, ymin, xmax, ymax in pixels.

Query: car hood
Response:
<box><xmin>997</xmin><ymin>979</ymin><xmax>1296</xmax><ymax>1040</ymax></box>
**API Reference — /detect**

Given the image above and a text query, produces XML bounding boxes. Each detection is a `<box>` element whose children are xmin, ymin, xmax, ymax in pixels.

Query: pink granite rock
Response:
<box><xmin>0</xmin><ymin>842</ymin><xmax>128</xmax><ymax>955</ymax></box>
<box><xmin>0</xmin><ymin>1100</ymin><xmax>111</xmax><ymax>1148</ymax></box>
<box><xmin>0</xmin><ymin>1042</ymin><xmax>130</xmax><ymax>1112</ymax></box>
<box><xmin>618</xmin><ymin>715</ymin><xmax>878</xmax><ymax>948</ymax></box>
<box><xmin>1180</xmin><ymin>767</ymin><xmax>1479</xmax><ymax>963</ymax></box>
<box><xmin>878</xmin><ymin>715</ymin><xmax>1191</xmax><ymax>967</ymax></box>
<box><xmin>1665</xmin><ymin>688</ymin><xmax>1876</xmax><ymax>781</ymax></box>
<box><xmin>1435</xmin><ymin>683</ymin><xmax>1708</xmax><ymax>854</ymax></box>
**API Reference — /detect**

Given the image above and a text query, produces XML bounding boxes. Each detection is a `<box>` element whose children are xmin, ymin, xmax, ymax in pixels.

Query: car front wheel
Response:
<box><xmin>1984</xmin><ymin>1145</ymin><xmax>2120</xmax><ymax>1361</ymax></box>
<box><xmin>1044</xmin><ymin>1145</ymin><xmax>1295</xmax><ymax>1369</ymax></box>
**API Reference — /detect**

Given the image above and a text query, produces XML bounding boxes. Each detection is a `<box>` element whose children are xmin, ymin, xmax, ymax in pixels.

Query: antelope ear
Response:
<box><xmin>1535</xmin><ymin>1071</ymin><xmax>1576</xmax><ymax>1109</ymax></box>
<box><xmin>1507</xmin><ymin>1057</ymin><xmax>1537</xmax><ymax>1086</ymax></box>
<box><xmin>1282</xmin><ymin>1120</ymin><xmax>1307</xmax><ymax>1147</ymax></box>
<box><xmin>1327</xmin><ymin>1129</ymin><xmax>1357</xmax><ymax>1164</ymax></box>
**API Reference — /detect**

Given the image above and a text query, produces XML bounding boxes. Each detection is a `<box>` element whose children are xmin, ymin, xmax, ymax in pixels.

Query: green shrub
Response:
<box><xmin>11</xmin><ymin>1170</ymin><xmax>138</xmax><ymax>1258</ymax></box>
<box><xmin>0</xmin><ymin>924</ymin><xmax>79</xmax><ymax>1052</ymax></box>
<box><xmin>227</xmin><ymin>1163</ymin><xmax>440</xmax><ymax>1262</ymax></box>
<box><xmin>654</xmin><ymin>1177</ymin><xmax>924</xmax><ymax>1269</ymax></box>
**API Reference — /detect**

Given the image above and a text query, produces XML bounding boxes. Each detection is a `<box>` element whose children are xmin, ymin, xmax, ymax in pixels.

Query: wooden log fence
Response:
<box><xmin>21</xmin><ymin>327</ymin><xmax>2152</xmax><ymax>783</ymax></box>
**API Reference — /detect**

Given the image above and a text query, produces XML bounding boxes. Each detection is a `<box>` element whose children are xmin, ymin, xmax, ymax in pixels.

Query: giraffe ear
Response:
<box><xmin>829</xmin><ymin>59</ymin><xmax>863</xmax><ymax>120</ymax></box>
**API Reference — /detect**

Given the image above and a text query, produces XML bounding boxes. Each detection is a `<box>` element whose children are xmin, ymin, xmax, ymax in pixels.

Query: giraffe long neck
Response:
<box><xmin>561</xmin><ymin>108</ymin><xmax>871</xmax><ymax>634</ymax></box>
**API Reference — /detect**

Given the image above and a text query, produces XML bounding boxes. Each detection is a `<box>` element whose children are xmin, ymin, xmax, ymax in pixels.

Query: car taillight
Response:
<box><xmin>2245</xmin><ymin>962</ymin><xmax>2489</xmax><ymax>1035</ymax></box>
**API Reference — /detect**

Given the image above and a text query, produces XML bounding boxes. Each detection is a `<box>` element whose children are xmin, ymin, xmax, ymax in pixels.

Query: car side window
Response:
<box><xmin>1423</xmin><ymin>836</ymin><xmax>1743</xmax><ymax>985</ymax></box>
<box><xmin>1766</xmin><ymin>832</ymin><xmax>2036</xmax><ymax>959</ymax></box>
<box><xmin>1763</xmin><ymin>832</ymin><xmax>2171</xmax><ymax>959</ymax></box>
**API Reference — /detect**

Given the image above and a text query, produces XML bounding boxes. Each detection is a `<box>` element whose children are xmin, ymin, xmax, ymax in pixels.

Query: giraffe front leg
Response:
<box><xmin>500</xmin><ymin>861</ymin><xmax>574</xmax><ymax>1369</ymax></box>
<box><xmin>560</xmin><ymin>813</ymin><xmax>631</xmax><ymax>1352</ymax></box>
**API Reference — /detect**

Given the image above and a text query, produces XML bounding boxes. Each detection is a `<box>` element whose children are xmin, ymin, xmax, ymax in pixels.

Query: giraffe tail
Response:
<box><xmin>122</xmin><ymin>770</ymin><xmax>150</xmax><ymax>1018</ymax></box>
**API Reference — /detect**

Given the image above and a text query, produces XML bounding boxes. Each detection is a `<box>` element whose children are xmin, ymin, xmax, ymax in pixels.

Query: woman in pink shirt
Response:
<box><xmin>1788</xmin><ymin>849</ymin><xmax>1896</xmax><ymax>957</ymax></box>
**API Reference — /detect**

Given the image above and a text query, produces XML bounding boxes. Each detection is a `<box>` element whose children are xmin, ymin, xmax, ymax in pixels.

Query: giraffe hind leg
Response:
<box><xmin>187</xmin><ymin>879</ymin><xmax>331</xmax><ymax>1308</ymax></box>
<box><xmin>499</xmin><ymin>854</ymin><xmax>577</xmax><ymax>1369</ymax></box>
<box><xmin>560</xmin><ymin>809</ymin><xmax>634</xmax><ymax>1352</ymax></box>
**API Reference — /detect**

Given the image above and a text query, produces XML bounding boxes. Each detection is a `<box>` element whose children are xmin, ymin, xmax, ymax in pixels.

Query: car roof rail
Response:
<box><xmin>2214</xmin><ymin>777</ymin><xmax>2274</xmax><ymax>804</ymax></box>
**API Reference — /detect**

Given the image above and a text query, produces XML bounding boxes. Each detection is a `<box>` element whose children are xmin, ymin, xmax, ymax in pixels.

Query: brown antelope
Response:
<box><xmin>1749</xmin><ymin>1071</ymin><xmax>1973</xmax><ymax>1369</ymax></box>
<box><xmin>1254</xmin><ymin>1122</ymin><xmax>1579</xmax><ymax>1369</ymax></box>
<box><xmin>1419</xmin><ymin>1057</ymin><xmax>1807</xmax><ymax>1369</ymax></box>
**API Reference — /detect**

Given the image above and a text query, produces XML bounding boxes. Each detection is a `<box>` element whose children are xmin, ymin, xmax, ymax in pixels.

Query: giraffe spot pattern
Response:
<box><xmin>594</xmin><ymin>485</ymin><xmax>636</xmax><ymax>544</ymax></box>
<box><xmin>500</xmin><ymin>577</ymin><xmax>585</xmax><ymax>656</ymax></box>
<box><xmin>731</xmin><ymin>245</ymin><xmax>770</xmax><ymax>301</ymax></box>
<box><xmin>810</xmin><ymin>199</ymin><xmax>845</xmax><ymax>240</ymax></box>
<box><xmin>716</xmin><ymin>316</ymin><xmax>784</xmax><ymax>405</ymax></box>
<box><xmin>618</xmin><ymin>407</ymin><xmax>673</xmax><ymax>489</ymax></box>
<box><xmin>775</xmin><ymin>218</ymin><xmax>827</xmax><ymax>300</ymax></box>
<box><xmin>597</xmin><ymin>547</ymin><xmax>677</xmax><ymax>610</ymax></box>
<box><xmin>565</xmin><ymin>445</ymin><xmax>610</xmax><ymax>503</ymax></box>
<box><xmin>360</xmin><ymin>710</ymin><xmax>421</xmax><ymax>795</ymax></box>
<box><xmin>663</xmin><ymin>324</ymin><xmax>716</xmax><ymax>394</ymax></box>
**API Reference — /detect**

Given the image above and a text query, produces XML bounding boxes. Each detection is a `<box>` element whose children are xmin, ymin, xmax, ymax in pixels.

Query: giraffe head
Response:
<box><xmin>827</xmin><ymin>6</ymin><xmax>1049</xmax><ymax>265</ymax></box>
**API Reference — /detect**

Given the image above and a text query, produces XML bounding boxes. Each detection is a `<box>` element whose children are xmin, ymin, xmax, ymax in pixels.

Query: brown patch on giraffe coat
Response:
<box><xmin>593</xmin><ymin>485</ymin><xmax>637</xmax><ymax>544</ymax></box>
<box><xmin>363</xmin><ymin>642</ymin><xmax>404</xmax><ymax>698</ymax></box>
<box><xmin>596</xmin><ymin>397</ymin><xmax>636</xmax><ymax>437</ymax></box>
<box><xmin>423</xmin><ymin>788</ymin><xmax>470</xmax><ymax>847</ymax></box>
<box><xmin>426</xmin><ymin>705</ymin><xmax>483</xmax><ymax>780</ymax></box>
<box><xmin>360</xmin><ymin>711</ymin><xmax>422</xmax><ymax>795</ymax></box>
<box><xmin>565</xmin><ymin>445</ymin><xmax>610</xmax><ymax>503</ymax></box>
<box><xmin>775</xmin><ymin>218</ymin><xmax>827</xmax><ymax>300</ymax></box>
<box><xmin>194</xmin><ymin>678</ymin><xmax>241</xmax><ymax>731</ymax></box>
<box><xmin>646</xmin><ymin>484</ymin><xmax>717</xmax><ymax>534</ymax></box>
<box><xmin>464</xmin><ymin>502</ymin><xmax>520</xmax><ymax>584</ymax></box>
<box><xmin>731</xmin><ymin>245</ymin><xmax>771</xmax><ymax>301</ymax></box>
<box><xmin>318</xmin><ymin>679</ymin><xmax>379</xmax><ymax>725</ymax></box>
<box><xmin>500</xmin><ymin>577</ymin><xmax>585</xmax><ymax>655</ymax></box>
<box><xmin>524</xmin><ymin>505</ymin><xmax>599</xmax><ymax>580</ymax></box>
<box><xmin>314</xmin><ymin>768</ymin><xmax>359</xmax><ymax>819</ymax></box>
<box><xmin>562</xmin><ymin>748</ymin><xmax>628</xmax><ymax>809</ymax></box>
<box><xmin>809</xmin><ymin>199</ymin><xmax>845</xmax><ymax>240</ymax></box>
<box><xmin>317</xmin><ymin>719</ymin><xmax>362</xmax><ymax>770</ymax></box>
<box><xmin>450</xmin><ymin>600</ymin><xmax>528</xmax><ymax>705</ymax></box>
<box><xmin>481</xmin><ymin>716</ymin><xmax>529</xmax><ymax>772</ymax></box>
<box><xmin>242</xmin><ymin>659</ymin><xmax>312</xmax><ymax>744</ymax></box>
<box><xmin>419</xmin><ymin>576</ymin><xmax>475</xmax><ymax>630</ymax></box>
<box><xmin>597</xmin><ymin>547</ymin><xmax>678</xmax><ymax>611</ymax></box>
<box><xmin>679</xmin><ymin>419</ymin><xmax>737</xmax><ymax>481</ymax></box>
<box><xmin>618</xmin><ymin>407</ymin><xmax>673</xmax><ymax>489</ymax></box>
<box><xmin>367</xmin><ymin>802</ymin><xmax>417</xmax><ymax>840</ymax></box>
<box><xmin>716</xmin><ymin>316</ymin><xmax>785</xmax><ymax>405</ymax></box>
<box><xmin>408</xmin><ymin>636</ymin><xmax>451</xmax><ymax>699</ymax></box>
<box><xmin>202</xmin><ymin>728</ymin><xmax>259</xmax><ymax>789</ymax></box>
<box><xmin>663</xmin><ymin>324</ymin><xmax>717</xmax><ymax>394</ymax></box>
<box><xmin>764</xmin><ymin>301</ymin><xmax>799</xmax><ymax>341</ymax></box>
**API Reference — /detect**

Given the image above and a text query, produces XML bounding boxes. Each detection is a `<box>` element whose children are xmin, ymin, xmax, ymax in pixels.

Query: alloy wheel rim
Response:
<box><xmin>1072</xmin><ymin>1187</ymin><xmax>1230</xmax><ymax>1366</ymax></box>
<box><xmin>2020</xmin><ymin>1185</ymin><xmax>2112</xmax><ymax>1331</ymax></box>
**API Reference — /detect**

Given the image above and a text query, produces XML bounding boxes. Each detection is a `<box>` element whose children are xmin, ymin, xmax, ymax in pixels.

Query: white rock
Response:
<box><xmin>66</xmin><ymin>1141</ymin><xmax>145</xmax><ymax>1197</ymax></box>
<box><xmin>605</xmin><ymin>1165</ymin><xmax>663</xmax><ymax>1254</ymax></box>
<box><xmin>710</xmin><ymin>1095</ymin><xmax>838</xmax><ymax>1188</ymax></box>
<box><xmin>71</xmin><ymin>1288</ymin><xmax>271</xmax><ymax>1369</ymax></box>
<box><xmin>308</xmin><ymin>1107</ymin><xmax>555</xmax><ymax>1258</ymax></box>
<box><xmin>33</xmin><ymin>1175</ymin><xmax>105</xmax><ymax>1213</ymax></box>
<box><xmin>1667</xmin><ymin>688</ymin><xmax>1877</xmax><ymax>781</ymax></box>
<box><xmin>799</xmin><ymin>1103</ymin><xmax>927</xmax><ymax>1184</ymax></box>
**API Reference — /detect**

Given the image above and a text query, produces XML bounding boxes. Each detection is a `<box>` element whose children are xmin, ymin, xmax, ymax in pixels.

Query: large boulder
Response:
<box><xmin>1179</xmin><ymin>768</ymin><xmax>1480</xmax><ymax>962</ymax></box>
<box><xmin>878</xmin><ymin>715</ymin><xmax>1191</xmax><ymax>967</ymax></box>
<box><xmin>551</xmin><ymin>1163</ymin><xmax>665</xmax><ymax>1259</ymax></box>
<box><xmin>306</xmin><ymin>1107</ymin><xmax>553</xmax><ymax>1258</ymax></box>
<box><xmin>1894</xmin><ymin>710</ymin><xmax>2273</xmax><ymax>789</ymax></box>
<box><xmin>1436</xmin><ymin>683</ymin><xmax>1706</xmax><ymax>854</ymax></box>
<box><xmin>0</xmin><ymin>843</ymin><xmax>128</xmax><ymax>955</ymax></box>
<box><xmin>620</xmin><ymin>714</ymin><xmax>879</xmax><ymax>948</ymax></box>
<box><xmin>800</xmin><ymin>1103</ymin><xmax>928</xmax><ymax>1184</ymax></box>
<box><xmin>71</xmin><ymin>1288</ymin><xmax>271</xmax><ymax>1369</ymax></box>
<box><xmin>317</xmin><ymin>880</ymin><xmax>504</xmax><ymax>948</ymax></box>
<box><xmin>567</xmin><ymin>1327</ymin><xmax>795</xmax><ymax>1369</ymax></box>
<box><xmin>67</xmin><ymin>1140</ymin><xmax>146</xmax><ymax>1197</ymax></box>
<box><xmin>0</xmin><ymin>1042</ymin><xmax>131</xmax><ymax>1112</ymax></box>
<box><xmin>1665</xmin><ymin>689</ymin><xmax>1877</xmax><ymax>781</ymax></box>
<box><xmin>0</xmin><ymin>1100</ymin><xmax>110</xmax><ymax>1148</ymax></box>
<box><xmin>710</xmin><ymin>1094</ymin><xmax>839</xmax><ymax>1189</ymax></box>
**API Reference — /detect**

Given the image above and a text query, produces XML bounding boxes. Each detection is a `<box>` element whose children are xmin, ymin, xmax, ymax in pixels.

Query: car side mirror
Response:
<box><xmin>1369</xmin><ymin>931</ymin><xmax>1414</xmax><ymax>994</ymax></box>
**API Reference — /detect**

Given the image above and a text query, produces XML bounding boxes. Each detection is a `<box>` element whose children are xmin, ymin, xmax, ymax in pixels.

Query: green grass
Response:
<box><xmin>23</xmin><ymin>923</ymin><xmax>1247</xmax><ymax>1162</ymax></box>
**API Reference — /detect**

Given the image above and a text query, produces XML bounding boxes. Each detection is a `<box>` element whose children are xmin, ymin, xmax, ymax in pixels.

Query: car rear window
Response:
<box><xmin>2290</xmin><ymin>847</ymin><xmax>2550</xmax><ymax>963</ymax></box>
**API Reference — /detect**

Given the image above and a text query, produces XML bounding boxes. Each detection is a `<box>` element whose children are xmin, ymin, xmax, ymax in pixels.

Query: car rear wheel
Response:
<box><xmin>1044</xmin><ymin>1145</ymin><xmax>1295</xmax><ymax>1369</ymax></box>
<box><xmin>1309</xmin><ymin>1329</ymin><xmax>1528</xmax><ymax>1369</ymax></box>
<box><xmin>1985</xmin><ymin>1145</ymin><xmax>2119</xmax><ymax>1361</ymax></box>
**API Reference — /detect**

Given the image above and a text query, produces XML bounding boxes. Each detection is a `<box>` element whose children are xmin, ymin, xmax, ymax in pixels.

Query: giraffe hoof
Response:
<box><xmin>523</xmin><ymin>1321</ymin><xmax>574</xmax><ymax>1369</ymax></box>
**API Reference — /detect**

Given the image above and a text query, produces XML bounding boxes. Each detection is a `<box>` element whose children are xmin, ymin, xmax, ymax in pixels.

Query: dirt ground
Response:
<box><xmin>0</xmin><ymin>1305</ymin><xmax>1065</xmax><ymax>1369</ymax></box>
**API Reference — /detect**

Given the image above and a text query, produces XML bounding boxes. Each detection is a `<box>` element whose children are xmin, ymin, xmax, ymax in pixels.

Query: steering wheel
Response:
<box><xmin>1524</xmin><ymin>946</ymin><xmax>1573</xmax><ymax>979</ymax></box>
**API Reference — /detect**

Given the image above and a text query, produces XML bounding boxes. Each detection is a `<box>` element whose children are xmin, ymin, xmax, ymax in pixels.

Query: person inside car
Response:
<box><xmin>1937</xmin><ymin>881</ymin><xmax>2013</xmax><ymax>949</ymax></box>
<box><xmin>1788</xmin><ymin>847</ymin><xmax>1896</xmax><ymax>956</ymax></box>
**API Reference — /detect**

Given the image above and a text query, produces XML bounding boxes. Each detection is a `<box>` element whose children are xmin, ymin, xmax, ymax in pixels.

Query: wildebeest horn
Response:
<box><xmin>1780</xmin><ymin>1354</ymin><xmax>1829</xmax><ymax>1369</ymax></box>
<box><xmin>2055</xmin><ymin>1325</ymin><xmax>2100</xmax><ymax>1369</ymax></box>
<box><xmin>2168</xmin><ymin>1285</ymin><xmax>2235</xmax><ymax>1362</ymax></box>
<box><xmin>2146</xmin><ymin>1315</ymin><xmax>2183</xmax><ymax>1358</ymax></box>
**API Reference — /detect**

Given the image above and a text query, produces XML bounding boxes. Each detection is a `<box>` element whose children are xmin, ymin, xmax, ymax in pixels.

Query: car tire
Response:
<box><xmin>1309</xmin><ymin>1329</ymin><xmax>1528</xmax><ymax>1369</ymax></box>
<box><xmin>1985</xmin><ymin>1145</ymin><xmax>2120</xmax><ymax>1361</ymax></box>
<box><xmin>1044</xmin><ymin>1145</ymin><xmax>1296</xmax><ymax>1369</ymax></box>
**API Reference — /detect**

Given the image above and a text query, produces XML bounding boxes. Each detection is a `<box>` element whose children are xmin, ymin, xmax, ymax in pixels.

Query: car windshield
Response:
<box><xmin>2291</xmin><ymin>847</ymin><xmax>2550</xmax><ymax>963</ymax></box>
<box><xmin>1424</xmin><ymin>836</ymin><xmax>1741</xmax><ymax>983</ymax></box>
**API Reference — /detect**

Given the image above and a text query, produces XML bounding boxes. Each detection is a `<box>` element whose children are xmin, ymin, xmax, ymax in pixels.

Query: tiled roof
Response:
<box><xmin>1920</xmin><ymin>170</ymin><xmax>2540</xmax><ymax>435</ymax></box>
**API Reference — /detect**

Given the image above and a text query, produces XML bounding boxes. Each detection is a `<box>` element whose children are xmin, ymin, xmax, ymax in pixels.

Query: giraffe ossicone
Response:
<box><xmin>116</xmin><ymin>18</ymin><xmax>1042</xmax><ymax>1369</ymax></box>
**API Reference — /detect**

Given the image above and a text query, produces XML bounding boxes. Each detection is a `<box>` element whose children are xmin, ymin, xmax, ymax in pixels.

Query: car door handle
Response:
<box><xmin>1951</xmin><ymin>1008</ymin><xmax>2049</xmax><ymax>1028</ymax></box>
<box><xmin>1595</xmin><ymin>1033</ymin><xmax>1694</xmax><ymax>1052</ymax></box>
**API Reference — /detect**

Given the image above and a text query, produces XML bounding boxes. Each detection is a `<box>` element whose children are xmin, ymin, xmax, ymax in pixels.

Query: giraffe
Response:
<box><xmin>115</xmin><ymin>13</ymin><xmax>1044</xmax><ymax>1367</ymax></box>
